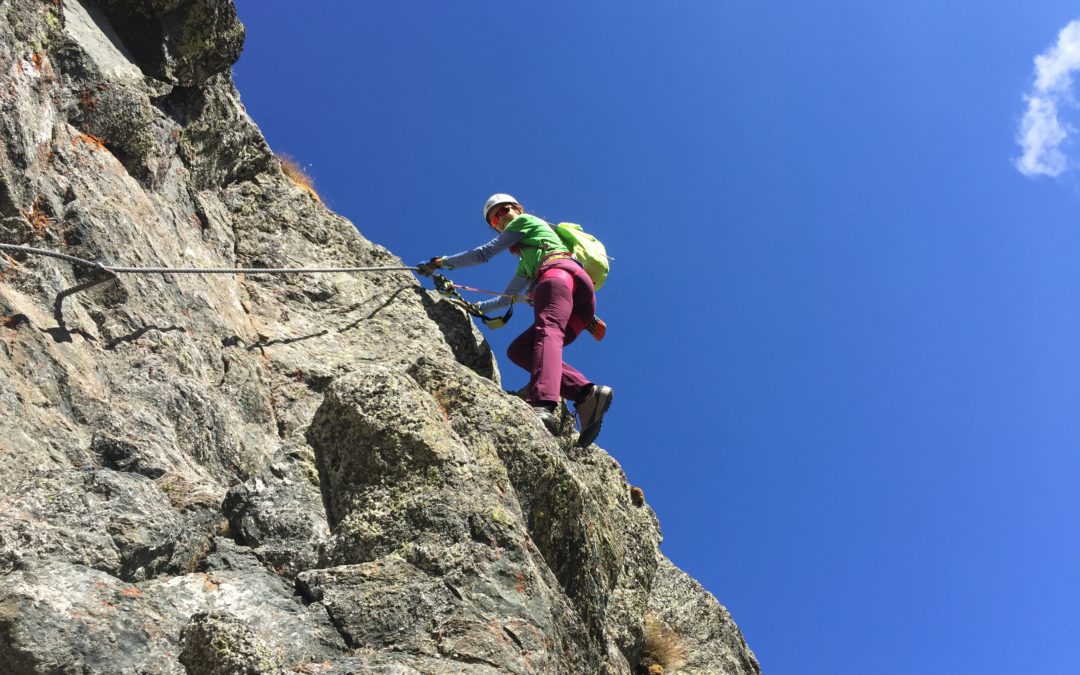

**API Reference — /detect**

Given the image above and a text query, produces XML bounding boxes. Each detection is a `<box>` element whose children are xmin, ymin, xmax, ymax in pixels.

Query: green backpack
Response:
<box><xmin>550</xmin><ymin>222</ymin><xmax>610</xmax><ymax>290</ymax></box>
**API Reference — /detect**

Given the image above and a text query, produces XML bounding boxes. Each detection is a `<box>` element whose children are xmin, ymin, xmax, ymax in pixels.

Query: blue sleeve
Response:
<box><xmin>441</xmin><ymin>230</ymin><xmax>524</xmax><ymax>270</ymax></box>
<box><xmin>475</xmin><ymin>273</ymin><xmax>529</xmax><ymax>314</ymax></box>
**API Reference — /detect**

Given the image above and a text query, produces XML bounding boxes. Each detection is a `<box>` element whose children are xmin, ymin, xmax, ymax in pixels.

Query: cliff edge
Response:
<box><xmin>0</xmin><ymin>2</ymin><xmax>760</xmax><ymax>673</ymax></box>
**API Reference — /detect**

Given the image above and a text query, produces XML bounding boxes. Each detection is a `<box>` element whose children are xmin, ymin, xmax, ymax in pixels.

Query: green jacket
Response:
<box><xmin>505</xmin><ymin>214</ymin><xmax>569</xmax><ymax>280</ymax></box>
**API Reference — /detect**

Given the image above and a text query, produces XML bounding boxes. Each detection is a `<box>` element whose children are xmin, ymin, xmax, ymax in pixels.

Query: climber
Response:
<box><xmin>417</xmin><ymin>194</ymin><xmax>613</xmax><ymax>447</ymax></box>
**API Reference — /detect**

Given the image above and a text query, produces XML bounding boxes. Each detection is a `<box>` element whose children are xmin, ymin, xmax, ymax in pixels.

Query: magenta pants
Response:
<box><xmin>507</xmin><ymin>259</ymin><xmax>595</xmax><ymax>404</ymax></box>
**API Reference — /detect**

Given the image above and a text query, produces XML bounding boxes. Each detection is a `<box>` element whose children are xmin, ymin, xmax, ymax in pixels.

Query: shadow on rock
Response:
<box><xmin>417</xmin><ymin>288</ymin><xmax>497</xmax><ymax>381</ymax></box>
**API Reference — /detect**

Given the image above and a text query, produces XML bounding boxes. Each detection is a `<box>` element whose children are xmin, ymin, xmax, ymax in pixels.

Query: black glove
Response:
<box><xmin>416</xmin><ymin>257</ymin><xmax>442</xmax><ymax>277</ymax></box>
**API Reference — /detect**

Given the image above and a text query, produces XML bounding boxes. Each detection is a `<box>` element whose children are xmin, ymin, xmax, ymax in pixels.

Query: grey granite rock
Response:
<box><xmin>179</xmin><ymin>611</ymin><xmax>282</xmax><ymax>675</ymax></box>
<box><xmin>645</xmin><ymin>556</ymin><xmax>761</xmax><ymax>674</ymax></box>
<box><xmin>0</xmin><ymin>467</ymin><xmax>222</xmax><ymax>581</ymax></box>
<box><xmin>223</xmin><ymin>442</ymin><xmax>328</xmax><ymax>577</ymax></box>
<box><xmin>0</xmin><ymin>559</ymin><xmax>349</xmax><ymax>674</ymax></box>
<box><xmin>0</xmin><ymin>1</ymin><xmax>758</xmax><ymax>673</ymax></box>
<box><xmin>97</xmin><ymin>0</ymin><xmax>245</xmax><ymax>87</ymax></box>
<box><xmin>100</xmin><ymin>0</ymin><xmax>188</xmax><ymax>20</ymax></box>
<box><xmin>306</xmin><ymin>364</ymin><xmax>597</xmax><ymax>672</ymax></box>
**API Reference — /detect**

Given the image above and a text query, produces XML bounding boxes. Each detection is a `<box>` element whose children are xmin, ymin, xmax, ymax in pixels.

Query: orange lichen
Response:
<box><xmin>119</xmin><ymin>587</ymin><xmax>142</xmax><ymax>598</ymax></box>
<box><xmin>432</xmin><ymin>387</ymin><xmax>455</xmax><ymax>421</ymax></box>
<box><xmin>27</xmin><ymin>200</ymin><xmax>53</xmax><ymax>238</ymax></box>
<box><xmin>31</xmin><ymin>53</ymin><xmax>43</xmax><ymax>71</ymax></box>
<box><xmin>279</xmin><ymin>155</ymin><xmax>321</xmax><ymax>203</ymax></box>
<box><xmin>72</xmin><ymin>132</ymin><xmax>107</xmax><ymax>151</ymax></box>
<box><xmin>0</xmin><ymin>255</ymin><xmax>18</xmax><ymax>281</ymax></box>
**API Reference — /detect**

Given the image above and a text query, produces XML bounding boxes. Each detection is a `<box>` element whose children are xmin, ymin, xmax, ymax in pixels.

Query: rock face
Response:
<box><xmin>0</xmin><ymin>1</ymin><xmax>760</xmax><ymax>673</ymax></box>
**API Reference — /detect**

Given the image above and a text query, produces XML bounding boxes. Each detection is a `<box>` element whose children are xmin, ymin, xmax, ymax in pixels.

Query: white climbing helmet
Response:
<box><xmin>482</xmin><ymin>193</ymin><xmax>520</xmax><ymax>224</ymax></box>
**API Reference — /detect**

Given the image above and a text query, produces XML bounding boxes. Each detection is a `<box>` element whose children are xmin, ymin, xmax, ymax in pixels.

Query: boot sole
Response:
<box><xmin>576</xmin><ymin>390</ymin><xmax>613</xmax><ymax>448</ymax></box>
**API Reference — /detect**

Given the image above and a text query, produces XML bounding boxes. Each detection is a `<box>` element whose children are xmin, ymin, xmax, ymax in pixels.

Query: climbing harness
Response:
<box><xmin>436</xmin><ymin>279</ymin><xmax>522</xmax><ymax>300</ymax></box>
<box><xmin>0</xmin><ymin>243</ymin><xmax>416</xmax><ymax>276</ymax></box>
<box><xmin>431</xmin><ymin>272</ymin><xmax>605</xmax><ymax>341</ymax></box>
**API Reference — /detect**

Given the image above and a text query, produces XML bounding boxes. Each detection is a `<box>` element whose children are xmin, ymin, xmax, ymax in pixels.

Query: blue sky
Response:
<box><xmin>232</xmin><ymin>2</ymin><xmax>1080</xmax><ymax>673</ymax></box>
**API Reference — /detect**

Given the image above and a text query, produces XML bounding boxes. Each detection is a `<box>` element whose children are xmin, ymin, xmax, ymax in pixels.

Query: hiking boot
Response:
<box><xmin>575</xmin><ymin>385</ymin><xmax>613</xmax><ymax>447</ymax></box>
<box><xmin>533</xmin><ymin>405</ymin><xmax>560</xmax><ymax>434</ymax></box>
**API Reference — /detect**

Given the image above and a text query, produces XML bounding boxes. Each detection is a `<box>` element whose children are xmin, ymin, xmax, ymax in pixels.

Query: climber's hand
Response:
<box><xmin>416</xmin><ymin>257</ymin><xmax>442</xmax><ymax>277</ymax></box>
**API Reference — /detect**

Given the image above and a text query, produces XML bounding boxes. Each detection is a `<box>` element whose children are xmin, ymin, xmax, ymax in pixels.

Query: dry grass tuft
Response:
<box><xmin>156</xmin><ymin>472</ymin><xmax>223</xmax><ymax>512</ymax></box>
<box><xmin>279</xmin><ymin>155</ymin><xmax>321</xmax><ymax>203</ymax></box>
<box><xmin>641</xmin><ymin>614</ymin><xmax>687</xmax><ymax>673</ymax></box>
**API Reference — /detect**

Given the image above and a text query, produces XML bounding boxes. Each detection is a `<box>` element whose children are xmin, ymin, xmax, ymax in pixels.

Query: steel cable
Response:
<box><xmin>0</xmin><ymin>243</ymin><xmax>417</xmax><ymax>275</ymax></box>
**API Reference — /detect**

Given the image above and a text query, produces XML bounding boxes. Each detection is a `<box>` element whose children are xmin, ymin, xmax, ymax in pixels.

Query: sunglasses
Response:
<box><xmin>489</xmin><ymin>204</ymin><xmax>516</xmax><ymax>226</ymax></box>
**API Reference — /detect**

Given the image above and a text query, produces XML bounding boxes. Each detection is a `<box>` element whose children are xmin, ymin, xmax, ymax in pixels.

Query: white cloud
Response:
<box><xmin>1016</xmin><ymin>20</ymin><xmax>1080</xmax><ymax>178</ymax></box>
<box><xmin>1017</xmin><ymin>96</ymin><xmax>1069</xmax><ymax>176</ymax></box>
